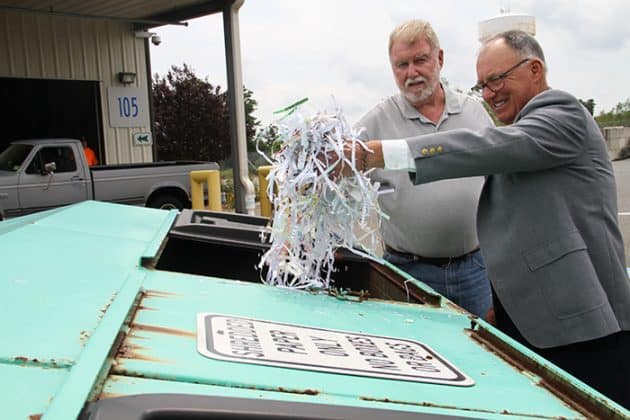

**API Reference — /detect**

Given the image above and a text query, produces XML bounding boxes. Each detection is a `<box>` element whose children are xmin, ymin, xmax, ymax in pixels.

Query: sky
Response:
<box><xmin>150</xmin><ymin>0</ymin><xmax>630</xmax><ymax>128</ymax></box>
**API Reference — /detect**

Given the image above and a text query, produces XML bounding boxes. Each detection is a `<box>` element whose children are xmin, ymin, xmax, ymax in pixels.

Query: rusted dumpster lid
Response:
<box><xmin>0</xmin><ymin>201</ymin><xmax>627</xmax><ymax>420</ymax></box>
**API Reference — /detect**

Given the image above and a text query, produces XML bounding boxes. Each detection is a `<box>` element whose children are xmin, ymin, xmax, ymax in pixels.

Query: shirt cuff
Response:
<box><xmin>382</xmin><ymin>140</ymin><xmax>416</xmax><ymax>171</ymax></box>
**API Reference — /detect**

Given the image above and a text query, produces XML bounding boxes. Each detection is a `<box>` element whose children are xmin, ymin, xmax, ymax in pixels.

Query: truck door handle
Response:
<box><xmin>71</xmin><ymin>176</ymin><xmax>85</xmax><ymax>181</ymax></box>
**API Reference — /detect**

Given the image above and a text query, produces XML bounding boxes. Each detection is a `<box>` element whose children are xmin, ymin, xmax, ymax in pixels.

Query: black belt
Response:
<box><xmin>385</xmin><ymin>245</ymin><xmax>479</xmax><ymax>266</ymax></box>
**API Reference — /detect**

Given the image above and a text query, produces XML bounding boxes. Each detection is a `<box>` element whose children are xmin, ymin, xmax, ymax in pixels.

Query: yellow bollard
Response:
<box><xmin>189</xmin><ymin>170</ymin><xmax>221</xmax><ymax>211</ymax></box>
<box><xmin>258</xmin><ymin>166</ymin><xmax>273</xmax><ymax>218</ymax></box>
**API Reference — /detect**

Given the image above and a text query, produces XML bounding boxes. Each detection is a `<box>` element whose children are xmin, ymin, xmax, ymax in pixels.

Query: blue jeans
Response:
<box><xmin>384</xmin><ymin>249</ymin><xmax>492</xmax><ymax>318</ymax></box>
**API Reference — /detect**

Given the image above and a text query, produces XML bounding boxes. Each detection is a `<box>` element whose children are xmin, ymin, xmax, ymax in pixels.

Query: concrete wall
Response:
<box><xmin>604</xmin><ymin>126</ymin><xmax>630</xmax><ymax>161</ymax></box>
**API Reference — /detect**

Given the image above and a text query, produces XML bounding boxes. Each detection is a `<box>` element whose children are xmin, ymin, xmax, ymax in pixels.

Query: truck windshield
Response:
<box><xmin>0</xmin><ymin>144</ymin><xmax>33</xmax><ymax>171</ymax></box>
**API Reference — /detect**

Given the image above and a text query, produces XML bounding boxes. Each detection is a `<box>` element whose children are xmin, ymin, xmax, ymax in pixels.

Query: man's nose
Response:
<box><xmin>482</xmin><ymin>86</ymin><xmax>496</xmax><ymax>102</ymax></box>
<box><xmin>406</xmin><ymin>63</ymin><xmax>420</xmax><ymax>78</ymax></box>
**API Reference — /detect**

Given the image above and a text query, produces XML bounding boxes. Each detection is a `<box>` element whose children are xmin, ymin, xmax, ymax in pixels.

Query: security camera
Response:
<box><xmin>134</xmin><ymin>30</ymin><xmax>153</xmax><ymax>38</ymax></box>
<box><xmin>151</xmin><ymin>35</ymin><xmax>161</xmax><ymax>46</ymax></box>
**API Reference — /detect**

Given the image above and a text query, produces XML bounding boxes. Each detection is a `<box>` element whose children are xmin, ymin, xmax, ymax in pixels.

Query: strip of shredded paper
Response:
<box><xmin>257</xmin><ymin>100</ymin><xmax>388</xmax><ymax>290</ymax></box>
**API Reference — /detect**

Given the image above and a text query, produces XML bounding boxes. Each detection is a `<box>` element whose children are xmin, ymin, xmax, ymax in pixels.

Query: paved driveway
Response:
<box><xmin>613</xmin><ymin>158</ymin><xmax>630</xmax><ymax>261</ymax></box>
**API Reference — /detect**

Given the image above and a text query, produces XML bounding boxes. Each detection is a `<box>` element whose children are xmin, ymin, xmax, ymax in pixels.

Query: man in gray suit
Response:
<box><xmin>351</xmin><ymin>30</ymin><xmax>630</xmax><ymax>408</ymax></box>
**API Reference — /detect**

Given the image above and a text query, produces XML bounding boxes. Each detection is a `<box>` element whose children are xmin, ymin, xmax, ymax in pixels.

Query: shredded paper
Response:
<box><xmin>257</xmin><ymin>100</ymin><xmax>387</xmax><ymax>290</ymax></box>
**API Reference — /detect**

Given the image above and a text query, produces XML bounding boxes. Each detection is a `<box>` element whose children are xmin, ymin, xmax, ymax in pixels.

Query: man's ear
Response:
<box><xmin>530</xmin><ymin>59</ymin><xmax>545</xmax><ymax>80</ymax></box>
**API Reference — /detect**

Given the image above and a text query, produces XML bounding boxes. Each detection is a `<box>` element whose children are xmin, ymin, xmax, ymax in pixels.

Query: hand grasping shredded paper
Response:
<box><xmin>257</xmin><ymin>99</ymin><xmax>387</xmax><ymax>290</ymax></box>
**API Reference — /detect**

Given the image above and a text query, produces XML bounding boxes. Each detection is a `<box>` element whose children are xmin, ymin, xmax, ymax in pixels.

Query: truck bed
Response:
<box><xmin>90</xmin><ymin>161</ymin><xmax>217</xmax><ymax>206</ymax></box>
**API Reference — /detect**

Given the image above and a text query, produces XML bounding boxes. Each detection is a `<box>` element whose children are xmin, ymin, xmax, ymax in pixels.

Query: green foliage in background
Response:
<box><xmin>152</xmin><ymin>64</ymin><xmax>260</xmax><ymax>162</ymax></box>
<box><xmin>596</xmin><ymin>98</ymin><xmax>630</xmax><ymax>128</ymax></box>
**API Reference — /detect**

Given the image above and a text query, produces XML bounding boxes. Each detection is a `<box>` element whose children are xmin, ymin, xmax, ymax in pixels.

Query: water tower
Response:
<box><xmin>478</xmin><ymin>2</ymin><xmax>536</xmax><ymax>42</ymax></box>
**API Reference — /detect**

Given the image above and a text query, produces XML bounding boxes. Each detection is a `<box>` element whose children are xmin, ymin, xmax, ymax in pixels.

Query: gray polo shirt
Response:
<box><xmin>354</xmin><ymin>86</ymin><xmax>494</xmax><ymax>257</ymax></box>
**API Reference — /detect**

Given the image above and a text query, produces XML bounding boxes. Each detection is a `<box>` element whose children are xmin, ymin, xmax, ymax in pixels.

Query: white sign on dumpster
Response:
<box><xmin>197</xmin><ymin>314</ymin><xmax>474</xmax><ymax>386</ymax></box>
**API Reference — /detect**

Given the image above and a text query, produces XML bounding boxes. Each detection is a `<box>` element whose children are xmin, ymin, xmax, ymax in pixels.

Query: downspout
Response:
<box><xmin>224</xmin><ymin>0</ymin><xmax>255</xmax><ymax>214</ymax></box>
<box><xmin>144</xmin><ymin>37</ymin><xmax>158</xmax><ymax>162</ymax></box>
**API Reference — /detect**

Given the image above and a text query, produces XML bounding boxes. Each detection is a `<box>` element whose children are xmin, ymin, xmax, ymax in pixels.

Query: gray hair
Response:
<box><xmin>485</xmin><ymin>30</ymin><xmax>546</xmax><ymax>67</ymax></box>
<box><xmin>389</xmin><ymin>19</ymin><xmax>440</xmax><ymax>54</ymax></box>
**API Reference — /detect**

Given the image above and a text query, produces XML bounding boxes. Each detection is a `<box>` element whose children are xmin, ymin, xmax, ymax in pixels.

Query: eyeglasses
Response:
<box><xmin>471</xmin><ymin>58</ymin><xmax>530</xmax><ymax>94</ymax></box>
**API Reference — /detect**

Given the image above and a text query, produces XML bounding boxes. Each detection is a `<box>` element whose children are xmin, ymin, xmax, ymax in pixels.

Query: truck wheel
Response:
<box><xmin>148</xmin><ymin>193</ymin><xmax>186</xmax><ymax>210</ymax></box>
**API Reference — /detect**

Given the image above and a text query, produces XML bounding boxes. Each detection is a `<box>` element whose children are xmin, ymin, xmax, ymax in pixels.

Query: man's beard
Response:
<box><xmin>402</xmin><ymin>68</ymin><xmax>440</xmax><ymax>104</ymax></box>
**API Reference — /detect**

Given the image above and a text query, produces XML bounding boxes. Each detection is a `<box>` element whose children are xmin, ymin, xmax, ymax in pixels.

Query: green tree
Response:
<box><xmin>596</xmin><ymin>98</ymin><xmax>630</xmax><ymax>128</ymax></box>
<box><xmin>152</xmin><ymin>64</ymin><xmax>260</xmax><ymax>162</ymax></box>
<box><xmin>243</xmin><ymin>88</ymin><xmax>261</xmax><ymax>152</ymax></box>
<box><xmin>579</xmin><ymin>98</ymin><xmax>595</xmax><ymax>115</ymax></box>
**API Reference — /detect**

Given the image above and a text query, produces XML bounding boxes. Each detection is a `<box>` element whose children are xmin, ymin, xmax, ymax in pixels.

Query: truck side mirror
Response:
<box><xmin>44</xmin><ymin>162</ymin><xmax>56</xmax><ymax>175</ymax></box>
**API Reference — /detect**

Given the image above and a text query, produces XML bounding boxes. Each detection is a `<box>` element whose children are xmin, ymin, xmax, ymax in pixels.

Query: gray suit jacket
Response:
<box><xmin>406</xmin><ymin>89</ymin><xmax>630</xmax><ymax>348</ymax></box>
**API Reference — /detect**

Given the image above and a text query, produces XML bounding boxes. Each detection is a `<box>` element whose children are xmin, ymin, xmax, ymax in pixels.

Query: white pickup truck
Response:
<box><xmin>0</xmin><ymin>138</ymin><xmax>218</xmax><ymax>219</ymax></box>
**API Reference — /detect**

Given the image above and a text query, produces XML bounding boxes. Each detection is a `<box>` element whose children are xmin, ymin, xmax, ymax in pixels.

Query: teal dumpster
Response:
<box><xmin>0</xmin><ymin>201</ymin><xmax>627</xmax><ymax>419</ymax></box>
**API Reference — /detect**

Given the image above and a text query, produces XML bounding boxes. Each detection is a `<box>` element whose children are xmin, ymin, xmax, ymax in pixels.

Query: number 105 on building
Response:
<box><xmin>107</xmin><ymin>87</ymin><xmax>149</xmax><ymax>128</ymax></box>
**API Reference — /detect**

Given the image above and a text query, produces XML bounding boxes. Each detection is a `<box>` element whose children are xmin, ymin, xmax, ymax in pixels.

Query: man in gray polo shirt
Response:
<box><xmin>354</xmin><ymin>19</ymin><xmax>493</xmax><ymax>317</ymax></box>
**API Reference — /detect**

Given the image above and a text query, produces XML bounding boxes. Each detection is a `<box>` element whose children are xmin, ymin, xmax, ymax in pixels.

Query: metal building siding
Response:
<box><xmin>0</xmin><ymin>8</ymin><xmax>153</xmax><ymax>164</ymax></box>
